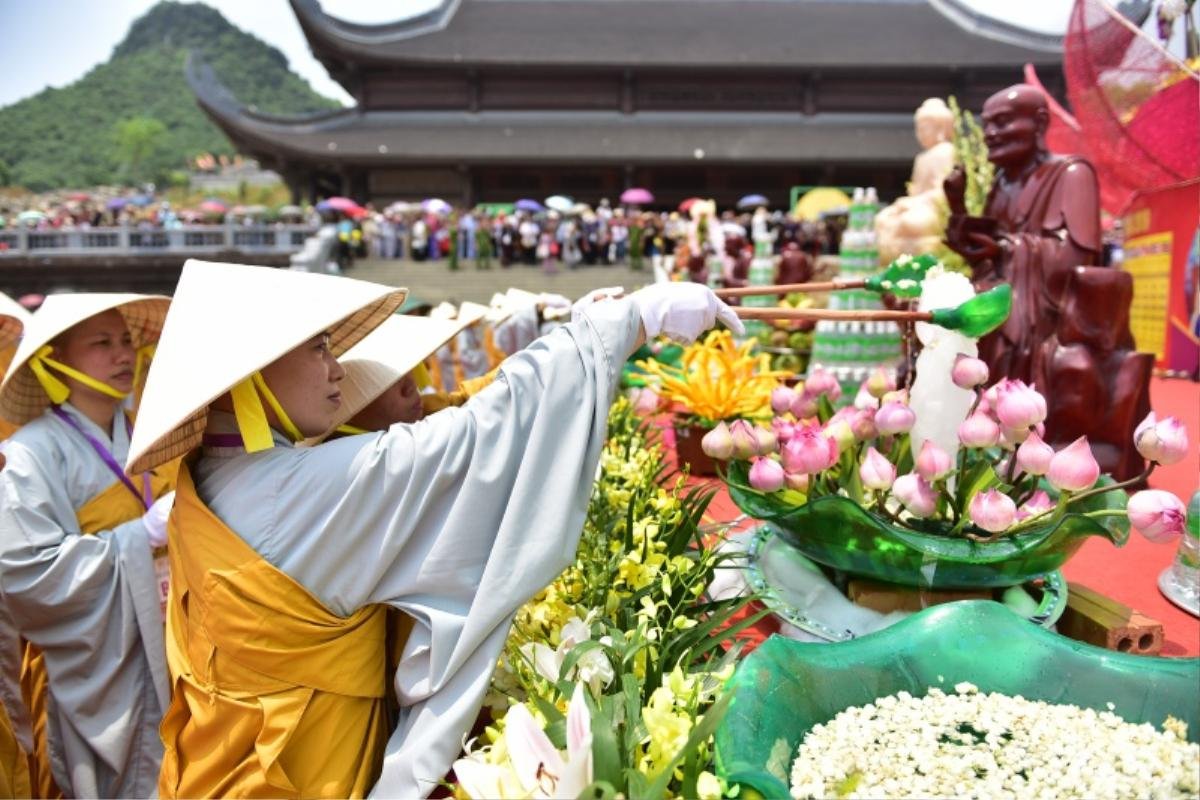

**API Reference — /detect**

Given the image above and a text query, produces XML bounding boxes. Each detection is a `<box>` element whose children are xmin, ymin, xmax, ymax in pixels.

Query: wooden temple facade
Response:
<box><xmin>190</xmin><ymin>0</ymin><xmax>1065</xmax><ymax>208</ymax></box>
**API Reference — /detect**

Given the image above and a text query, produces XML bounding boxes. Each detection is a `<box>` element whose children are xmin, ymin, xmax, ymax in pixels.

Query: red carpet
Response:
<box><xmin>665</xmin><ymin>376</ymin><xmax>1200</xmax><ymax>657</ymax></box>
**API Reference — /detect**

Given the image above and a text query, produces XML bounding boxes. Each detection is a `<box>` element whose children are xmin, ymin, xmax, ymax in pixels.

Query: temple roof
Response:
<box><xmin>188</xmin><ymin>58</ymin><xmax>917</xmax><ymax>166</ymax></box>
<box><xmin>292</xmin><ymin>0</ymin><xmax>1062</xmax><ymax>87</ymax></box>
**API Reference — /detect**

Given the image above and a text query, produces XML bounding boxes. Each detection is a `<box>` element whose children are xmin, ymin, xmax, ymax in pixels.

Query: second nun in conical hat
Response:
<box><xmin>311</xmin><ymin>307</ymin><xmax>485</xmax><ymax>442</ymax></box>
<box><xmin>0</xmin><ymin>292</ymin><xmax>173</xmax><ymax>799</ymax></box>
<box><xmin>127</xmin><ymin>259</ymin><xmax>740</xmax><ymax>798</ymax></box>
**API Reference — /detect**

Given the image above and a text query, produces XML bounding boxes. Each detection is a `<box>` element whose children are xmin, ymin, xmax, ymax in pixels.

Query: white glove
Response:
<box><xmin>143</xmin><ymin>491</ymin><xmax>175</xmax><ymax>549</ymax></box>
<box><xmin>571</xmin><ymin>286</ymin><xmax>626</xmax><ymax>323</ymax></box>
<box><xmin>630</xmin><ymin>282</ymin><xmax>744</xmax><ymax>343</ymax></box>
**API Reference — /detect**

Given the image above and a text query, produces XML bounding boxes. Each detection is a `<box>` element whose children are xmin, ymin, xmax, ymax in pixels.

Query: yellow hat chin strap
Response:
<box><xmin>29</xmin><ymin>345</ymin><xmax>129</xmax><ymax>404</ymax></box>
<box><xmin>411</xmin><ymin>362</ymin><xmax>433</xmax><ymax>389</ymax></box>
<box><xmin>230</xmin><ymin>371</ymin><xmax>304</xmax><ymax>453</ymax></box>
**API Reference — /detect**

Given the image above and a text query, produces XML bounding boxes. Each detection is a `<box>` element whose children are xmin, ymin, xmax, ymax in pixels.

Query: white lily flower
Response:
<box><xmin>454</xmin><ymin>684</ymin><xmax>594</xmax><ymax>799</ymax></box>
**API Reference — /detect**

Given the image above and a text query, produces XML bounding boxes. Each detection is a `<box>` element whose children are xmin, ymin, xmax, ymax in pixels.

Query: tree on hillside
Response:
<box><xmin>114</xmin><ymin>116</ymin><xmax>168</xmax><ymax>186</ymax></box>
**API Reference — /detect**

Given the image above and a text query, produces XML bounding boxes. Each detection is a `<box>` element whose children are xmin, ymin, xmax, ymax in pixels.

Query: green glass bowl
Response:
<box><xmin>726</xmin><ymin>464</ymin><xmax>1128</xmax><ymax>589</ymax></box>
<box><xmin>713</xmin><ymin>601</ymin><xmax>1200</xmax><ymax>799</ymax></box>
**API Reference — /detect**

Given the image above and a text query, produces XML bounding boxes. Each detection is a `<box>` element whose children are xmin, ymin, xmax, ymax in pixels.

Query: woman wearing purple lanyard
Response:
<box><xmin>0</xmin><ymin>293</ymin><xmax>173</xmax><ymax>799</ymax></box>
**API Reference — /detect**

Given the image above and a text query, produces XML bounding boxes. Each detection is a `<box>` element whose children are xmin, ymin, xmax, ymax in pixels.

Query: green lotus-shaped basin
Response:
<box><xmin>726</xmin><ymin>462</ymin><xmax>1128</xmax><ymax>589</ymax></box>
<box><xmin>713</xmin><ymin>601</ymin><xmax>1200</xmax><ymax>798</ymax></box>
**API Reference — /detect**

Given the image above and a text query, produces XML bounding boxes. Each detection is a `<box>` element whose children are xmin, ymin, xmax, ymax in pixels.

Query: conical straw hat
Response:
<box><xmin>0</xmin><ymin>293</ymin><xmax>170</xmax><ymax>424</ymax></box>
<box><xmin>458</xmin><ymin>302</ymin><xmax>489</xmax><ymax>325</ymax></box>
<box><xmin>0</xmin><ymin>292</ymin><xmax>30</xmax><ymax>350</ymax></box>
<box><xmin>126</xmin><ymin>260</ymin><xmax>406</xmax><ymax>473</ymax></box>
<box><xmin>317</xmin><ymin>312</ymin><xmax>479</xmax><ymax>438</ymax></box>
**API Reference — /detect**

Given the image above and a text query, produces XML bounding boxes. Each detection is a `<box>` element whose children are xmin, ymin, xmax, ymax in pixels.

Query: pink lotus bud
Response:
<box><xmin>850</xmin><ymin>408</ymin><xmax>878</xmax><ymax>442</ymax></box>
<box><xmin>804</xmin><ymin>369</ymin><xmax>842</xmax><ymax>402</ymax></box>
<box><xmin>771</xmin><ymin>386</ymin><xmax>798</xmax><ymax>416</ymax></box>
<box><xmin>754</xmin><ymin>426</ymin><xmax>778</xmax><ymax>456</ymax></box>
<box><xmin>951</xmin><ymin>354</ymin><xmax>989</xmax><ymax>389</ymax></box>
<box><xmin>729</xmin><ymin>419</ymin><xmax>759</xmax><ymax>460</ymax></box>
<box><xmin>627</xmin><ymin>386</ymin><xmax>661</xmax><ymax>415</ymax></box>
<box><xmin>958</xmin><ymin>414</ymin><xmax>1000</xmax><ymax>448</ymax></box>
<box><xmin>915</xmin><ymin>440</ymin><xmax>952</xmax><ymax>481</ymax></box>
<box><xmin>881</xmin><ymin>388</ymin><xmax>909</xmax><ymax>405</ymax></box>
<box><xmin>1134</xmin><ymin>412</ymin><xmax>1189</xmax><ymax>466</ymax></box>
<box><xmin>994</xmin><ymin>379</ymin><xmax>1047</xmax><ymax>431</ymax></box>
<box><xmin>1015</xmin><ymin>431</ymin><xmax>1054</xmax><ymax>476</ymax></box>
<box><xmin>701</xmin><ymin>422</ymin><xmax>734</xmax><ymax>460</ymax></box>
<box><xmin>748</xmin><ymin>456</ymin><xmax>786</xmax><ymax>492</ymax></box>
<box><xmin>825</xmin><ymin>420</ymin><xmax>855</xmax><ymax>452</ymax></box>
<box><xmin>865</xmin><ymin>368</ymin><xmax>896</xmax><ymax>399</ymax></box>
<box><xmin>784</xmin><ymin>472</ymin><xmax>810</xmax><ymax>492</ymax></box>
<box><xmin>1047</xmin><ymin>436</ymin><xmax>1100</xmax><ymax>492</ymax></box>
<box><xmin>1128</xmin><ymin>489</ymin><xmax>1187</xmax><ymax>543</ymax></box>
<box><xmin>891</xmin><ymin>473</ymin><xmax>937</xmax><ymax>518</ymax></box>
<box><xmin>969</xmin><ymin>488</ymin><xmax>1017</xmax><ymax>533</ymax></box>
<box><xmin>772</xmin><ymin>417</ymin><xmax>796</xmax><ymax>443</ymax></box>
<box><xmin>780</xmin><ymin>423</ymin><xmax>839</xmax><ymax>474</ymax></box>
<box><xmin>1016</xmin><ymin>490</ymin><xmax>1054</xmax><ymax>521</ymax></box>
<box><xmin>875</xmin><ymin>401</ymin><xmax>916</xmax><ymax>436</ymax></box>
<box><xmin>790</xmin><ymin>393</ymin><xmax>820</xmax><ymax>420</ymax></box>
<box><xmin>859</xmin><ymin>447</ymin><xmax>896</xmax><ymax>491</ymax></box>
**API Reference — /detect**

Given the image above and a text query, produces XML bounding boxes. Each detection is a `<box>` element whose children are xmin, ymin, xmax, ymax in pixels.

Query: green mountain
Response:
<box><xmin>0</xmin><ymin>1</ymin><xmax>341</xmax><ymax>191</ymax></box>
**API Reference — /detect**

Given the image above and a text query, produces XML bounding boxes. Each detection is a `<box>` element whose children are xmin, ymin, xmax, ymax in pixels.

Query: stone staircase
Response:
<box><xmin>345</xmin><ymin>258</ymin><xmax>655</xmax><ymax>305</ymax></box>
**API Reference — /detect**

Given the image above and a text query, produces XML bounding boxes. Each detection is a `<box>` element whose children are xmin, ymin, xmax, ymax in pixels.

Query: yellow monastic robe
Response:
<box><xmin>0</xmin><ymin>697</ymin><xmax>29</xmax><ymax>799</ymax></box>
<box><xmin>159</xmin><ymin>463</ymin><xmax>404</xmax><ymax>799</ymax></box>
<box><xmin>20</xmin><ymin>464</ymin><xmax>175</xmax><ymax>799</ymax></box>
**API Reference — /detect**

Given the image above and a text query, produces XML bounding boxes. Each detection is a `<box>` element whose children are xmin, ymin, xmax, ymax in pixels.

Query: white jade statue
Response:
<box><xmin>875</xmin><ymin>98</ymin><xmax>957</xmax><ymax>265</ymax></box>
<box><xmin>909</xmin><ymin>266</ymin><xmax>978</xmax><ymax>481</ymax></box>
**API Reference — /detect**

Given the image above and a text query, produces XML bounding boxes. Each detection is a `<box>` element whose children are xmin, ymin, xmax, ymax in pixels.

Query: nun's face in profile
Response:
<box><xmin>259</xmin><ymin>332</ymin><xmax>346</xmax><ymax>437</ymax></box>
<box><xmin>349</xmin><ymin>372</ymin><xmax>423</xmax><ymax>431</ymax></box>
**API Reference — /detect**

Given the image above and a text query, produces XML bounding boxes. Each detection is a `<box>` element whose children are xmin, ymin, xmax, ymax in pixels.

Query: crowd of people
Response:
<box><xmin>349</xmin><ymin>199</ymin><xmax>843</xmax><ymax>272</ymax></box>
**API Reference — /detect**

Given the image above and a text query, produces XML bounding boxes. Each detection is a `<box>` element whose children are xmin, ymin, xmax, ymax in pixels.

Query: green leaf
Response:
<box><xmin>589</xmin><ymin>695</ymin><xmax>624</xmax><ymax>787</ymax></box>
<box><xmin>954</xmin><ymin>459</ymin><xmax>1000</xmax><ymax>518</ymax></box>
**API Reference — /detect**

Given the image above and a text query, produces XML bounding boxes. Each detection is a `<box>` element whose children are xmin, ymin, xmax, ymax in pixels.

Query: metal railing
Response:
<box><xmin>0</xmin><ymin>224</ymin><xmax>317</xmax><ymax>257</ymax></box>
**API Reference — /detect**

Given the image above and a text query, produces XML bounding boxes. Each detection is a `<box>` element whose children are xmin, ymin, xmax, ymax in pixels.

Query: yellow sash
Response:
<box><xmin>20</xmin><ymin>462</ymin><xmax>177</xmax><ymax>799</ymax></box>
<box><xmin>420</xmin><ymin>367</ymin><xmax>500</xmax><ymax>416</ymax></box>
<box><xmin>159</xmin><ymin>463</ymin><xmax>409</xmax><ymax>799</ymax></box>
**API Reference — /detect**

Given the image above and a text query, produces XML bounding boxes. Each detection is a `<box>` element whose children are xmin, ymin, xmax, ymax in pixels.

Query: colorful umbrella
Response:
<box><xmin>545</xmin><ymin>195</ymin><xmax>574</xmax><ymax>212</ymax></box>
<box><xmin>737</xmin><ymin>193</ymin><xmax>769</xmax><ymax>210</ymax></box>
<box><xmin>129</xmin><ymin>195</ymin><xmax>155</xmax><ymax>207</ymax></box>
<box><xmin>620</xmin><ymin>187</ymin><xmax>654</xmax><ymax>205</ymax></box>
<box><xmin>199</xmin><ymin>199</ymin><xmax>228</xmax><ymax>214</ymax></box>
<box><xmin>678</xmin><ymin>197</ymin><xmax>703</xmax><ymax>213</ymax></box>
<box><xmin>422</xmin><ymin>198</ymin><xmax>451</xmax><ymax>215</ymax></box>
<box><xmin>16</xmin><ymin>210</ymin><xmax>46</xmax><ymax>223</ymax></box>
<box><xmin>66</xmin><ymin>192</ymin><xmax>91</xmax><ymax>202</ymax></box>
<box><xmin>515</xmin><ymin>198</ymin><xmax>544</xmax><ymax>213</ymax></box>
<box><xmin>323</xmin><ymin>197</ymin><xmax>363</xmax><ymax>213</ymax></box>
<box><xmin>793</xmin><ymin>187</ymin><xmax>851</xmax><ymax>221</ymax></box>
<box><xmin>106</xmin><ymin>198</ymin><xmax>128</xmax><ymax>211</ymax></box>
<box><xmin>277</xmin><ymin>204</ymin><xmax>304</xmax><ymax>217</ymax></box>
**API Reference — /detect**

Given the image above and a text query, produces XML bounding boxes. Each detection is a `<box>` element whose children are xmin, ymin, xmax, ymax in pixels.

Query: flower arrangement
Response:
<box><xmin>451</xmin><ymin>398</ymin><xmax>764</xmax><ymax>799</ymax></box>
<box><xmin>707</xmin><ymin>353</ymin><xmax>1190</xmax><ymax>587</ymax></box>
<box><xmin>636</xmin><ymin>330</ymin><xmax>785</xmax><ymax>426</ymax></box>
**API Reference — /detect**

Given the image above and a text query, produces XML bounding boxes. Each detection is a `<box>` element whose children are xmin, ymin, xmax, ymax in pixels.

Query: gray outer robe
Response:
<box><xmin>191</xmin><ymin>299</ymin><xmax>640</xmax><ymax>796</ymax></box>
<box><xmin>0</xmin><ymin>403</ymin><xmax>167</xmax><ymax>798</ymax></box>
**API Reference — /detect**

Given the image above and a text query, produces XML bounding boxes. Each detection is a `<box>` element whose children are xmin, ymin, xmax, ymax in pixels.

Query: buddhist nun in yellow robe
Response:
<box><xmin>0</xmin><ymin>294</ymin><xmax>174</xmax><ymax>798</ymax></box>
<box><xmin>125</xmin><ymin>259</ymin><xmax>739</xmax><ymax>798</ymax></box>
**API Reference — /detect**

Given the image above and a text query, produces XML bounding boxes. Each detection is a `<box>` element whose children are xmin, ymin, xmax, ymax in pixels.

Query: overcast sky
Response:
<box><xmin>0</xmin><ymin>0</ymin><xmax>1080</xmax><ymax>109</ymax></box>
